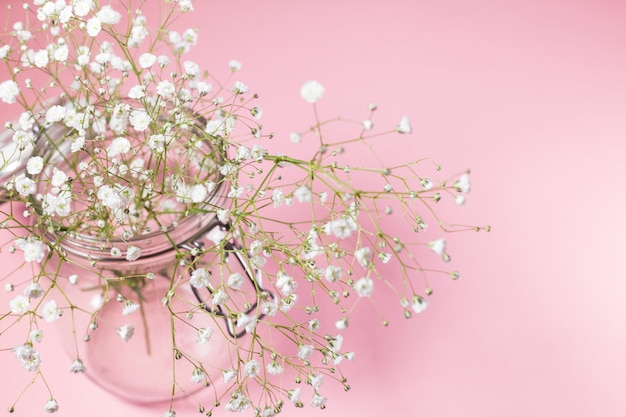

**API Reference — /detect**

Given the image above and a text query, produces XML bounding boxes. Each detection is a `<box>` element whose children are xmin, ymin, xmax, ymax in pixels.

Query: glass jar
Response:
<box><xmin>47</xmin><ymin>217</ymin><xmax>241</xmax><ymax>404</ymax></box>
<box><xmin>16</xmin><ymin>102</ymin><xmax>269</xmax><ymax>403</ymax></box>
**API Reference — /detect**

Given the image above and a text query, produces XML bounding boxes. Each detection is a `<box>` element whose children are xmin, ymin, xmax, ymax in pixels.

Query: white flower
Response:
<box><xmin>354</xmin><ymin>277</ymin><xmax>374</xmax><ymax>297</ymax></box>
<box><xmin>51</xmin><ymin>168</ymin><xmax>68</xmax><ymax>186</ymax></box>
<box><xmin>288</xmin><ymin>387</ymin><xmax>301</xmax><ymax>404</ymax></box>
<box><xmin>327</xmin><ymin>334</ymin><xmax>343</xmax><ymax>352</ymax></box>
<box><xmin>276</xmin><ymin>272</ymin><xmax>297</xmax><ymax>296</ymax></box>
<box><xmin>178</xmin><ymin>0</ymin><xmax>194</xmax><ymax>12</ymax></box>
<box><xmin>251</xmin><ymin>106</ymin><xmax>263</xmax><ymax>120</ymax></box>
<box><xmin>73</xmin><ymin>0</ymin><xmax>93</xmax><ymax>17</ymax></box>
<box><xmin>15</xmin><ymin>176</ymin><xmax>36</xmax><ymax>196</ymax></box>
<box><xmin>33</xmin><ymin>49</ymin><xmax>49</xmax><ymax>68</ymax></box>
<box><xmin>128</xmin><ymin>85</ymin><xmax>145</xmax><ymax>99</ymax></box>
<box><xmin>76</xmin><ymin>46</ymin><xmax>90</xmax><ymax>66</ymax></box>
<box><xmin>161</xmin><ymin>411</ymin><xmax>176</xmax><ymax>417</ymax></box>
<box><xmin>126</xmin><ymin>246</ymin><xmax>142</xmax><ymax>261</ymax></box>
<box><xmin>0</xmin><ymin>45</ymin><xmax>10</xmax><ymax>59</ymax></box>
<box><xmin>229</xmin><ymin>60</ymin><xmax>242</xmax><ymax>72</ymax></box>
<box><xmin>58</xmin><ymin>5</ymin><xmax>73</xmax><ymax>25</ymax></box>
<box><xmin>232</xmin><ymin>81</ymin><xmax>249</xmax><ymax>94</ymax></box>
<box><xmin>86</xmin><ymin>17</ymin><xmax>102</xmax><ymax>37</ymax></box>
<box><xmin>183</xmin><ymin>60</ymin><xmax>200</xmax><ymax>77</ymax></box>
<box><xmin>308</xmin><ymin>319</ymin><xmax>321</xmax><ymax>334</ymax></box>
<box><xmin>294</xmin><ymin>185</ymin><xmax>312</xmax><ymax>203</ymax></box>
<box><xmin>363</xmin><ymin>119</ymin><xmax>374</xmax><ymax>130</ymax></box>
<box><xmin>188</xmin><ymin>184</ymin><xmax>208</xmax><ymax>203</ymax></box>
<box><xmin>44</xmin><ymin>399</ymin><xmax>59</xmax><ymax>413</ymax></box>
<box><xmin>26</xmin><ymin>156</ymin><xmax>44</xmax><ymax>174</ymax></box>
<box><xmin>279</xmin><ymin>293</ymin><xmax>298</xmax><ymax>312</ymax></box>
<box><xmin>9</xmin><ymin>295</ymin><xmax>30</xmax><ymax>314</ymax></box>
<box><xmin>157</xmin><ymin>55</ymin><xmax>170</xmax><ymax>68</ymax></box>
<box><xmin>53</xmin><ymin>44</ymin><xmax>69</xmax><ymax>62</ymax></box>
<box><xmin>29</xmin><ymin>329</ymin><xmax>44</xmax><ymax>343</ymax></box>
<box><xmin>14</xmin><ymin>344</ymin><xmax>42</xmax><ymax>372</ymax></box>
<box><xmin>324</xmin><ymin>265</ymin><xmax>342</xmax><ymax>283</ymax></box>
<box><xmin>225</xmin><ymin>392</ymin><xmax>251</xmax><ymax>412</ymax></box>
<box><xmin>251</xmin><ymin>144</ymin><xmax>265</xmax><ymax>161</ymax></box>
<box><xmin>455</xmin><ymin>195</ymin><xmax>466</xmax><ymax>205</ymax></box>
<box><xmin>156</xmin><ymin>80</ymin><xmax>176</xmax><ymax>98</ymax></box>
<box><xmin>23</xmin><ymin>282</ymin><xmax>44</xmax><ymax>298</ymax></box>
<box><xmin>129</xmin><ymin>109</ymin><xmax>151</xmax><ymax>131</ymax></box>
<box><xmin>298</xmin><ymin>344</ymin><xmax>313</xmax><ymax>360</ymax></box>
<box><xmin>300</xmin><ymin>80</ymin><xmax>325</xmax><ymax>103</ymax></box>
<box><xmin>412</xmin><ymin>295</ymin><xmax>429</xmax><ymax>313</ymax></box>
<box><xmin>244</xmin><ymin>359</ymin><xmax>260</xmax><ymax>377</ymax></box>
<box><xmin>227</xmin><ymin>272</ymin><xmax>244</xmax><ymax>290</ymax></box>
<box><xmin>266</xmin><ymin>360</ymin><xmax>283</xmax><ymax>375</ymax></box>
<box><xmin>148</xmin><ymin>134</ymin><xmax>166</xmax><ymax>153</ymax></box>
<box><xmin>122</xmin><ymin>300</ymin><xmax>140</xmax><ymax>315</ymax></box>
<box><xmin>454</xmin><ymin>173</ymin><xmax>471</xmax><ymax>193</ymax></box>
<box><xmin>289</xmin><ymin>132</ymin><xmax>302</xmax><ymax>144</ymax></box>
<box><xmin>12</xmin><ymin>130</ymin><xmax>33</xmax><ymax>147</ymax></box>
<box><xmin>15</xmin><ymin>238</ymin><xmax>48</xmax><ymax>263</ymax></box>
<box><xmin>69</xmin><ymin>358</ymin><xmax>86</xmax><ymax>373</ymax></box>
<box><xmin>45</xmin><ymin>105</ymin><xmax>66</xmax><ymax>123</ymax></box>
<box><xmin>90</xmin><ymin>294</ymin><xmax>104</xmax><ymax>309</ymax></box>
<box><xmin>397</xmin><ymin>116</ymin><xmax>412</xmax><ymax>134</ymax></box>
<box><xmin>311</xmin><ymin>394</ymin><xmax>326</xmax><ymax>408</ymax></box>
<box><xmin>379</xmin><ymin>252</ymin><xmax>392</xmax><ymax>264</ymax></box>
<box><xmin>128</xmin><ymin>18</ymin><xmax>149</xmax><ymax>47</ymax></box>
<box><xmin>97</xmin><ymin>185</ymin><xmax>122</xmax><ymax>210</ymax></box>
<box><xmin>301</xmin><ymin>229</ymin><xmax>323</xmax><ymax>259</ymax></box>
<box><xmin>236</xmin><ymin>145</ymin><xmax>251</xmax><ymax>161</ymax></box>
<box><xmin>207</xmin><ymin>116</ymin><xmax>236</xmax><ymax>137</ymax></box>
<box><xmin>138</xmin><ymin>53</ymin><xmax>156</xmax><ymax>69</ymax></box>
<box><xmin>196</xmin><ymin>327</ymin><xmax>213</xmax><ymax>344</ymax></box>
<box><xmin>222</xmin><ymin>369</ymin><xmax>237</xmax><ymax>383</ymax></box>
<box><xmin>261</xmin><ymin>299</ymin><xmax>277</xmax><ymax>316</ymax></box>
<box><xmin>195</xmin><ymin>81</ymin><xmax>212</xmax><ymax>95</ymax></box>
<box><xmin>335</xmin><ymin>317</ymin><xmax>348</xmax><ymax>329</ymax></box>
<box><xmin>272</xmin><ymin>188</ymin><xmax>285</xmax><ymax>207</ymax></box>
<box><xmin>354</xmin><ymin>246</ymin><xmax>372</xmax><ymax>268</ymax></box>
<box><xmin>182</xmin><ymin>28</ymin><xmax>198</xmax><ymax>45</ymax></box>
<box><xmin>117</xmin><ymin>324</ymin><xmax>135</xmax><ymax>341</ymax></box>
<box><xmin>236</xmin><ymin>313</ymin><xmax>258</xmax><ymax>333</ymax></box>
<box><xmin>428</xmin><ymin>238</ymin><xmax>446</xmax><ymax>256</ymax></box>
<box><xmin>309</xmin><ymin>373</ymin><xmax>324</xmax><ymax>390</ymax></box>
<box><xmin>42</xmin><ymin>300</ymin><xmax>62</xmax><ymax>322</ymax></box>
<box><xmin>108</xmin><ymin>136</ymin><xmax>131</xmax><ymax>157</ymax></box>
<box><xmin>96</xmin><ymin>5</ymin><xmax>121</xmax><ymax>24</ymax></box>
<box><xmin>211</xmin><ymin>288</ymin><xmax>228</xmax><ymax>306</ymax></box>
<box><xmin>18</xmin><ymin>112</ymin><xmax>35</xmax><ymax>130</ymax></box>
<box><xmin>261</xmin><ymin>407</ymin><xmax>276</xmax><ymax>417</ymax></box>
<box><xmin>191</xmin><ymin>367</ymin><xmax>206</xmax><ymax>383</ymax></box>
<box><xmin>48</xmin><ymin>194</ymin><xmax>70</xmax><ymax>217</ymax></box>
<box><xmin>324</xmin><ymin>218</ymin><xmax>356</xmax><ymax>239</ymax></box>
<box><xmin>216</xmin><ymin>208</ymin><xmax>229</xmax><ymax>223</ymax></box>
<box><xmin>190</xmin><ymin>267</ymin><xmax>211</xmax><ymax>288</ymax></box>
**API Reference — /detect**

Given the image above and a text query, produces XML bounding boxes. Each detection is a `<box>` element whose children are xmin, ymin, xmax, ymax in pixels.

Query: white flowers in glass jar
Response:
<box><xmin>0</xmin><ymin>0</ymin><xmax>488</xmax><ymax>415</ymax></box>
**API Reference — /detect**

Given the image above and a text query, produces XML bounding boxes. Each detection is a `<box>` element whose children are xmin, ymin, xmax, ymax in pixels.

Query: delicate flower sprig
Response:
<box><xmin>0</xmin><ymin>0</ymin><xmax>488</xmax><ymax>415</ymax></box>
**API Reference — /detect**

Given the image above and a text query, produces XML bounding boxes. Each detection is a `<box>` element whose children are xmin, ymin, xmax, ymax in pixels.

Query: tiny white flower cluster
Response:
<box><xmin>0</xmin><ymin>0</ymin><xmax>486</xmax><ymax>415</ymax></box>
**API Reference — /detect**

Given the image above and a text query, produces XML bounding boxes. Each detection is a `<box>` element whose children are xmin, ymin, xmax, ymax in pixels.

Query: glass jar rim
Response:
<box><xmin>23</xmin><ymin>100</ymin><xmax>229</xmax><ymax>260</ymax></box>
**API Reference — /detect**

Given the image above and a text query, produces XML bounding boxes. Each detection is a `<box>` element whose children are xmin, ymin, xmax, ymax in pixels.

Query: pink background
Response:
<box><xmin>1</xmin><ymin>0</ymin><xmax>626</xmax><ymax>415</ymax></box>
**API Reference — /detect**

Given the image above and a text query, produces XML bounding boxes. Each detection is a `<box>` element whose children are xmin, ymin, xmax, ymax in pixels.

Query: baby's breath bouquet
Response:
<box><xmin>0</xmin><ymin>0</ymin><xmax>487</xmax><ymax>415</ymax></box>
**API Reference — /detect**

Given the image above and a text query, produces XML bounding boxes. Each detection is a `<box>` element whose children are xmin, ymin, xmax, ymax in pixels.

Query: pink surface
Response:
<box><xmin>1</xmin><ymin>0</ymin><xmax>626</xmax><ymax>416</ymax></box>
